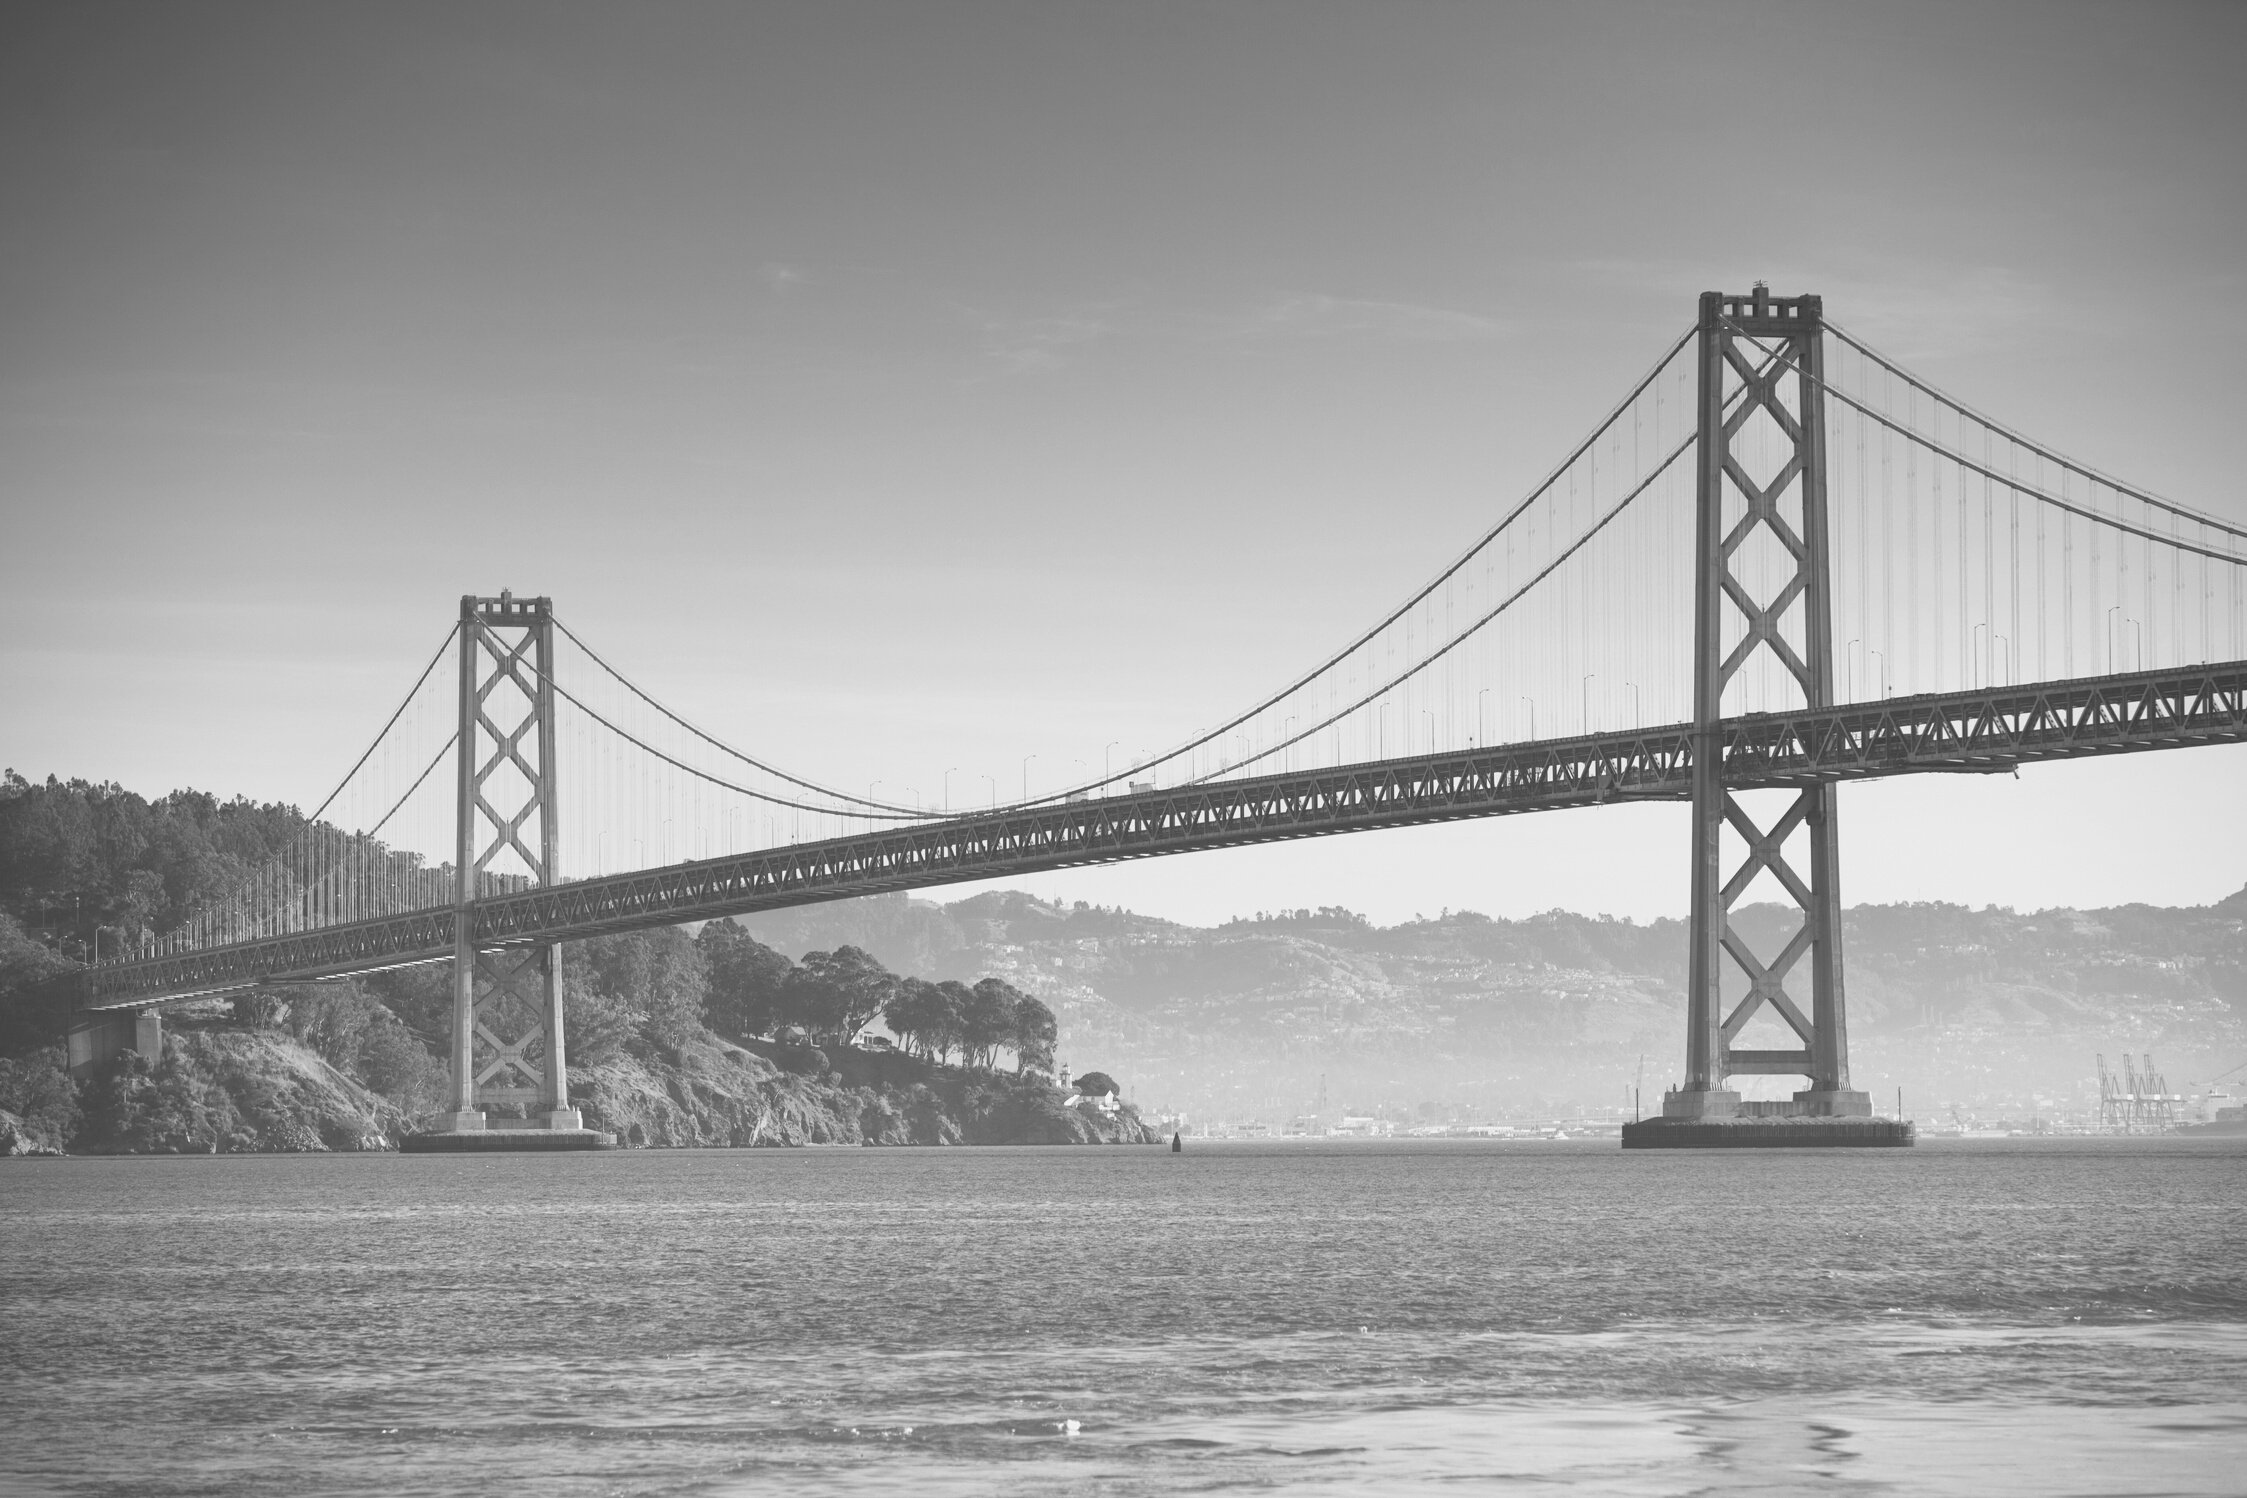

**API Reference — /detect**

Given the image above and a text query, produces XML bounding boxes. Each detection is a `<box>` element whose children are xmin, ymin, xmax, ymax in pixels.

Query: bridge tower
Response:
<box><xmin>434</xmin><ymin>592</ymin><xmax>581</xmax><ymax>1133</ymax></box>
<box><xmin>1668</xmin><ymin>287</ymin><xmax>1871</xmax><ymax>1123</ymax></box>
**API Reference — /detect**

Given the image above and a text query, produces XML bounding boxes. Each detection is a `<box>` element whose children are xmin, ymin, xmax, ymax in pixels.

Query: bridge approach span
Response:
<box><xmin>82</xmin><ymin>658</ymin><xmax>2247</xmax><ymax>1011</ymax></box>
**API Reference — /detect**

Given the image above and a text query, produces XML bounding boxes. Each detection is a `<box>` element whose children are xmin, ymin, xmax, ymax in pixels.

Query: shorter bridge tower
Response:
<box><xmin>434</xmin><ymin>592</ymin><xmax>580</xmax><ymax>1133</ymax></box>
<box><xmin>1668</xmin><ymin>287</ymin><xmax>1873</xmax><ymax>1124</ymax></box>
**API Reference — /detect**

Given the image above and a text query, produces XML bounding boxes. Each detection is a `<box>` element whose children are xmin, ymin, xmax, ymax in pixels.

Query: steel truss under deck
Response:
<box><xmin>79</xmin><ymin>658</ymin><xmax>2247</xmax><ymax>1011</ymax></box>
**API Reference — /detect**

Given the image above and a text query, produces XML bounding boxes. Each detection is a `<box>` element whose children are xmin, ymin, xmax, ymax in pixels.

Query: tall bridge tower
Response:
<box><xmin>1667</xmin><ymin>287</ymin><xmax>1870</xmax><ymax>1125</ymax></box>
<box><xmin>434</xmin><ymin>592</ymin><xmax>581</xmax><ymax>1133</ymax></box>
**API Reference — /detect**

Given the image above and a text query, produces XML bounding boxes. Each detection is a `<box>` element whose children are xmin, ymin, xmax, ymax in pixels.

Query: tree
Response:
<box><xmin>993</xmin><ymin>982</ymin><xmax>1057</xmax><ymax>1074</ymax></box>
<box><xmin>0</xmin><ymin>1050</ymin><xmax>81</xmax><ymax>1145</ymax></box>
<box><xmin>566</xmin><ymin>928</ymin><xmax>709</xmax><ymax>1054</ymax></box>
<box><xmin>282</xmin><ymin>982</ymin><xmax>379</xmax><ymax>1069</ymax></box>
<box><xmin>881</xmin><ymin>977</ymin><xmax>948</xmax><ymax>1060</ymax></box>
<box><xmin>957</xmin><ymin>978</ymin><xmax>1018</xmax><ymax>1070</ymax></box>
<box><xmin>1074</xmin><ymin>1070</ymin><xmax>1119</xmax><ymax>1098</ymax></box>
<box><xmin>930</xmin><ymin>980</ymin><xmax>976</xmax><ymax>1063</ymax></box>
<box><xmin>697</xmin><ymin>921</ymin><xmax>795</xmax><ymax>1040</ymax></box>
<box><xmin>0</xmin><ymin>912</ymin><xmax>76</xmax><ymax>1054</ymax></box>
<box><xmin>356</xmin><ymin>1011</ymin><xmax>447</xmax><ymax>1111</ymax></box>
<box><xmin>784</xmin><ymin>946</ymin><xmax>896</xmax><ymax>1044</ymax></box>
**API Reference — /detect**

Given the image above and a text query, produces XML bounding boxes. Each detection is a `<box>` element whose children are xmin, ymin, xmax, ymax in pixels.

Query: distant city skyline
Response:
<box><xmin>5</xmin><ymin>2</ymin><xmax>2245</xmax><ymax>925</ymax></box>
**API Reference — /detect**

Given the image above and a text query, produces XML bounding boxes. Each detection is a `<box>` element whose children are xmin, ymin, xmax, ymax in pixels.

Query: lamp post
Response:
<box><xmin>943</xmin><ymin>767</ymin><xmax>959</xmax><ymax>812</ymax></box>
<box><xmin>1022</xmin><ymin>754</ymin><xmax>1037</xmax><ymax>801</ymax></box>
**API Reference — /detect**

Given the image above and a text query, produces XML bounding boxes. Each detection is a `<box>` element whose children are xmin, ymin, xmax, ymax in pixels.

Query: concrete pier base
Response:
<box><xmin>1622</xmin><ymin>1115</ymin><xmax>1914</xmax><ymax>1149</ymax></box>
<box><xmin>66</xmin><ymin>1009</ymin><xmax>162</xmax><ymax>1080</ymax></box>
<box><xmin>401</xmin><ymin>1127</ymin><xmax>615</xmax><ymax>1153</ymax></box>
<box><xmin>1661</xmin><ymin>1088</ymin><xmax>1740</xmax><ymax>1120</ymax></box>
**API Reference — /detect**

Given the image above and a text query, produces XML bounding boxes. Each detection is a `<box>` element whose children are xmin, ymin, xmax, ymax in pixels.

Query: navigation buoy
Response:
<box><xmin>1171</xmin><ymin>1131</ymin><xmax>1182</xmax><ymax>1152</ymax></box>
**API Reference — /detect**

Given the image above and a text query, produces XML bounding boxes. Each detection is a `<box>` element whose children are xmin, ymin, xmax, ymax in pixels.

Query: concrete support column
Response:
<box><xmin>1678</xmin><ymin>292</ymin><xmax>1735</xmax><ymax>1116</ymax></box>
<box><xmin>65</xmin><ymin>1008</ymin><xmax>163</xmax><ymax>1080</ymax></box>
<box><xmin>538</xmin><ymin>946</ymin><xmax>580</xmax><ymax>1130</ymax></box>
<box><xmin>438</xmin><ymin>601</ymin><xmax>487</xmax><ymax>1133</ymax></box>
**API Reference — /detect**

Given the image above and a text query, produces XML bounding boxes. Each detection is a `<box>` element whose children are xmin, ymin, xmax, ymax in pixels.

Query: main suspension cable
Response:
<box><xmin>1827</xmin><ymin>321</ymin><xmax>2247</xmax><ymax>542</ymax></box>
<box><xmin>1194</xmin><ymin>425</ymin><xmax>1700</xmax><ymax>782</ymax></box>
<box><xmin>553</xmin><ymin>617</ymin><xmax>927</xmax><ymax>816</ymax></box>
<box><xmin>545</xmin><ymin>324</ymin><xmax>1702</xmax><ymax>817</ymax></box>
<box><xmin>1035</xmin><ymin>323</ymin><xmax>1700</xmax><ymax>803</ymax></box>
<box><xmin>1725</xmin><ymin>321</ymin><xmax>2247</xmax><ymax>567</ymax></box>
<box><xmin>519</xmin><ymin>650</ymin><xmax>931</xmax><ymax>821</ymax></box>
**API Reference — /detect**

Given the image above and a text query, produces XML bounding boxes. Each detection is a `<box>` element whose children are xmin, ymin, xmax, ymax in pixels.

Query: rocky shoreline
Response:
<box><xmin>1</xmin><ymin>1027</ymin><xmax>1156</xmax><ymax>1156</ymax></box>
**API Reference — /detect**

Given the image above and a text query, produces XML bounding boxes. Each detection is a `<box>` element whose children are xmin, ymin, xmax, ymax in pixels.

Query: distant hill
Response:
<box><xmin>733</xmin><ymin>886</ymin><xmax>2247</xmax><ymax>1125</ymax></box>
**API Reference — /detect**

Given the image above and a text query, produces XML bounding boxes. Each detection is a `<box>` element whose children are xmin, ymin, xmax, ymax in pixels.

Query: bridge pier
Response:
<box><xmin>1627</xmin><ymin>287</ymin><xmax>1896</xmax><ymax>1149</ymax></box>
<box><xmin>422</xmin><ymin>594</ymin><xmax>606</xmax><ymax>1150</ymax></box>
<box><xmin>65</xmin><ymin>1008</ymin><xmax>162</xmax><ymax>1080</ymax></box>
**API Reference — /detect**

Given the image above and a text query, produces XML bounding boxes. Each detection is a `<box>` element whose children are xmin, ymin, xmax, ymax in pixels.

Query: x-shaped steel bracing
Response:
<box><xmin>470</xmin><ymin>626</ymin><xmax>548</xmax><ymax>883</ymax></box>
<box><xmin>1714</xmin><ymin>341</ymin><xmax>1817</xmax><ymax>699</ymax></box>
<box><xmin>470</xmin><ymin>947</ymin><xmax>548</xmax><ymax>1093</ymax></box>
<box><xmin>1714</xmin><ymin>792</ymin><xmax>1820</xmax><ymax>1056</ymax></box>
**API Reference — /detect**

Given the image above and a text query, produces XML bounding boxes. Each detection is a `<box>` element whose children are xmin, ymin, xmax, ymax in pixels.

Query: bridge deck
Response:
<box><xmin>80</xmin><ymin>660</ymin><xmax>2247</xmax><ymax>1009</ymax></box>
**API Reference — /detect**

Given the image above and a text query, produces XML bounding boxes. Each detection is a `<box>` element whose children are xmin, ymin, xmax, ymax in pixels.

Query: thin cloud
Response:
<box><xmin>978</xmin><ymin>311</ymin><xmax>1113</xmax><ymax>371</ymax></box>
<box><xmin>1561</xmin><ymin>257</ymin><xmax>2067</xmax><ymax>363</ymax></box>
<box><xmin>757</xmin><ymin>261</ymin><xmax>808</xmax><ymax>294</ymax></box>
<box><xmin>1246</xmin><ymin>293</ymin><xmax>1512</xmax><ymax>344</ymax></box>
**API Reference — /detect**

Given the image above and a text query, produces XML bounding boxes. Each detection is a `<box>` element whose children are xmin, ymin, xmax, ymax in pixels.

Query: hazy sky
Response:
<box><xmin>4</xmin><ymin>1</ymin><xmax>2244</xmax><ymax>924</ymax></box>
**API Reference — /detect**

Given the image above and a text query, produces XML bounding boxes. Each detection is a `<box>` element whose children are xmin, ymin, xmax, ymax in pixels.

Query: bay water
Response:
<box><xmin>3</xmin><ymin>1138</ymin><xmax>2242</xmax><ymax>1495</ymax></box>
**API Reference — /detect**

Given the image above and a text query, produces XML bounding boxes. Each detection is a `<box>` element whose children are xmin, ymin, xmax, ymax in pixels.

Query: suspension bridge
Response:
<box><xmin>64</xmin><ymin>288</ymin><xmax>2247</xmax><ymax>1145</ymax></box>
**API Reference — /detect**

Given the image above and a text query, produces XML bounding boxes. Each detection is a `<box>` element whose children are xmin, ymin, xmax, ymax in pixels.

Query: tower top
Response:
<box><xmin>461</xmin><ymin>593</ymin><xmax>553</xmax><ymax>624</ymax></box>
<box><xmin>1701</xmin><ymin>288</ymin><xmax>1822</xmax><ymax>334</ymax></box>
